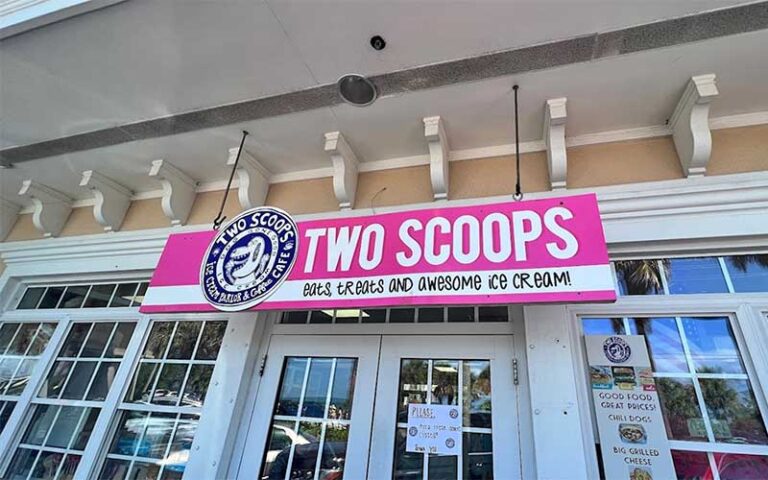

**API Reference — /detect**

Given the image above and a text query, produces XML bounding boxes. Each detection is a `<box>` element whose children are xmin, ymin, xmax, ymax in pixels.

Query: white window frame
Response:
<box><xmin>568</xmin><ymin>293</ymin><xmax>768</xmax><ymax>479</ymax></box>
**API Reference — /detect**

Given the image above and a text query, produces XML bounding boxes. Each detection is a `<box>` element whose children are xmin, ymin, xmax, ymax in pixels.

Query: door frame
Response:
<box><xmin>367</xmin><ymin>334</ymin><xmax>521</xmax><ymax>480</ymax></box>
<box><xmin>235</xmin><ymin>334</ymin><xmax>382</xmax><ymax>480</ymax></box>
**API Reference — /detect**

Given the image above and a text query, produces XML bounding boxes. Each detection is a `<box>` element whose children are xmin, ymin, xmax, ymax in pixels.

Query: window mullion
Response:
<box><xmin>0</xmin><ymin>317</ymin><xmax>71</xmax><ymax>475</ymax></box>
<box><xmin>674</xmin><ymin>317</ymin><xmax>717</xmax><ymax>443</ymax></box>
<box><xmin>73</xmin><ymin>316</ymin><xmax>152</xmax><ymax>480</ymax></box>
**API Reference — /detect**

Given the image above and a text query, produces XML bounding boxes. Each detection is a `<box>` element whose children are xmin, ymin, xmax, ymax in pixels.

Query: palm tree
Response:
<box><xmin>727</xmin><ymin>254</ymin><xmax>768</xmax><ymax>272</ymax></box>
<box><xmin>614</xmin><ymin>260</ymin><xmax>670</xmax><ymax>295</ymax></box>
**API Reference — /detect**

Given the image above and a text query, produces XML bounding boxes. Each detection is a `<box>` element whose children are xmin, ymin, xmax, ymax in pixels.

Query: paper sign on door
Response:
<box><xmin>406</xmin><ymin>404</ymin><xmax>462</xmax><ymax>455</ymax></box>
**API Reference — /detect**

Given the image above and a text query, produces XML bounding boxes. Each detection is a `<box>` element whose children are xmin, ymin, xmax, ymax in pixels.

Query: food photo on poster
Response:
<box><xmin>140</xmin><ymin>193</ymin><xmax>616</xmax><ymax>313</ymax></box>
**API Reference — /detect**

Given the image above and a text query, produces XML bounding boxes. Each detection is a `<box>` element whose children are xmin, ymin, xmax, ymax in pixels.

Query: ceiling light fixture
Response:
<box><xmin>337</xmin><ymin>74</ymin><xmax>377</xmax><ymax>107</ymax></box>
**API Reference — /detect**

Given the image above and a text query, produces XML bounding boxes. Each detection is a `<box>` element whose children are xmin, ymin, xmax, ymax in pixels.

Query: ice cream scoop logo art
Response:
<box><xmin>201</xmin><ymin>207</ymin><xmax>298</xmax><ymax>311</ymax></box>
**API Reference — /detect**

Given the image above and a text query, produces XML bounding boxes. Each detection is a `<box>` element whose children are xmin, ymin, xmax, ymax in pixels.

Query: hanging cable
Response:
<box><xmin>513</xmin><ymin>85</ymin><xmax>523</xmax><ymax>201</ymax></box>
<box><xmin>213</xmin><ymin>130</ymin><xmax>249</xmax><ymax>230</ymax></box>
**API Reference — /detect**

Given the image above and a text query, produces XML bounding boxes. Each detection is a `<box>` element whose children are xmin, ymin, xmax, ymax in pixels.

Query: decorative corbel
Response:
<box><xmin>670</xmin><ymin>74</ymin><xmax>718</xmax><ymax>177</ymax></box>
<box><xmin>324</xmin><ymin>132</ymin><xmax>360</xmax><ymax>210</ymax></box>
<box><xmin>18</xmin><ymin>180</ymin><xmax>73</xmax><ymax>237</ymax></box>
<box><xmin>148</xmin><ymin>159</ymin><xmax>197</xmax><ymax>226</ymax></box>
<box><xmin>79</xmin><ymin>170</ymin><xmax>132</xmax><ymax>232</ymax></box>
<box><xmin>0</xmin><ymin>197</ymin><xmax>21</xmax><ymax>241</ymax></box>
<box><xmin>227</xmin><ymin>147</ymin><xmax>271</xmax><ymax>210</ymax></box>
<box><xmin>424</xmin><ymin>116</ymin><xmax>450</xmax><ymax>200</ymax></box>
<box><xmin>544</xmin><ymin>98</ymin><xmax>568</xmax><ymax>190</ymax></box>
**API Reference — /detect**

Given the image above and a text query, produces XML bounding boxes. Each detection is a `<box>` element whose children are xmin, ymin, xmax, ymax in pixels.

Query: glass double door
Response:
<box><xmin>239</xmin><ymin>334</ymin><xmax>520</xmax><ymax>480</ymax></box>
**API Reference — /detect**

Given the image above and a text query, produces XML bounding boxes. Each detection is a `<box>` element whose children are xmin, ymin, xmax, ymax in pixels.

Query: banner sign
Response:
<box><xmin>140</xmin><ymin>193</ymin><xmax>615</xmax><ymax>313</ymax></box>
<box><xmin>585</xmin><ymin>335</ymin><xmax>676</xmax><ymax>480</ymax></box>
<box><xmin>406</xmin><ymin>404</ymin><xmax>462</xmax><ymax>455</ymax></box>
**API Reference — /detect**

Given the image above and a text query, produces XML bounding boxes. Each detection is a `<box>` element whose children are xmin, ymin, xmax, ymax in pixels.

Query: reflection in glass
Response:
<box><xmin>181</xmin><ymin>365</ymin><xmax>213</xmax><ymax>407</ymax></box>
<box><xmin>464</xmin><ymin>432</ymin><xmax>494</xmax><ymax>480</ymax></box>
<box><xmin>82</xmin><ymin>323</ymin><xmax>114</xmax><ymax>357</ymax></box>
<box><xmin>397</xmin><ymin>359</ymin><xmax>428</xmax><ymax>423</ymax></box>
<box><xmin>110</xmin><ymin>411</ymin><xmax>149</xmax><ymax>456</ymax></box>
<box><xmin>151</xmin><ymin>364</ymin><xmax>188</xmax><ymax>406</ymax></box>
<box><xmin>281</xmin><ymin>311</ymin><xmax>309</xmax><ymax>324</ymax></box>
<box><xmin>389</xmin><ymin>308</ymin><xmax>416</xmax><ymax>323</ymax></box>
<box><xmin>393</xmin><ymin>427</ymin><xmax>424</xmax><ymax>480</ymax></box>
<box><xmin>61</xmin><ymin>361</ymin><xmax>97</xmax><ymax>400</ymax></box>
<box><xmin>39</xmin><ymin>361</ymin><xmax>73</xmax><ymax>398</ymax></box>
<box><xmin>142</xmin><ymin>322</ymin><xmax>174</xmax><ymax>359</ymax></box>
<box><xmin>656</xmin><ymin>378</ymin><xmax>706</xmax><ymax>441</ymax></box>
<box><xmin>428</xmin><ymin>453</ymin><xmax>457</xmax><ymax>479</ymax></box>
<box><xmin>30</xmin><ymin>450</ymin><xmax>63</xmax><ymax>480</ymax></box>
<box><xmin>87</xmin><ymin>362</ymin><xmax>120</xmax><ymax>401</ymax></box>
<box><xmin>671</xmin><ymin>450</ymin><xmax>711</xmax><ymax>480</ymax></box>
<box><xmin>615</xmin><ymin>260</ymin><xmax>663</xmax><ymax>295</ymax></box>
<box><xmin>125</xmin><ymin>363</ymin><xmax>160</xmax><ymax>403</ymax></box>
<box><xmin>129</xmin><ymin>462</ymin><xmax>160</xmax><ymax>480</ymax></box>
<box><xmin>72</xmin><ymin>408</ymin><xmax>100</xmax><ymax>450</ymax></box>
<box><xmin>132</xmin><ymin>283</ymin><xmax>149</xmax><ymax>306</ymax></box>
<box><xmin>1</xmin><ymin>400</ymin><xmax>18</xmax><ymax>432</ymax></box>
<box><xmin>28</xmin><ymin>324</ymin><xmax>56</xmax><ymax>356</ymax></box>
<box><xmin>361</xmin><ymin>309</ymin><xmax>386</xmax><ymax>323</ymax></box>
<box><xmin>6</xmin><ymin>448</ymin><xmax>37</xmax><ymax>479</ymax></box>
<box><xmin>309</xmin><ymin>310</ymin><xmax>333</xmax><ymax>324</ymax></box>
<box><xmin>261</xmin><ymin>420</ymin><xmax>295</xmax><ymax>479</ymax></box>
<box><xmin>329</xmin><ymin>359</ymin><xmax>357</xmax><ymax>420</ymax></box>
<box><xmin>463</xmin><ymin>361</ymin><xmax>492</xmax><ymax>428</ymax></box>
<box><xmin>136</xmin><ymin>412</ymin><xmax>176</xmax><ymax>459</ymax></box>
<box><xmin>447</xmin><ymin>307</ymin><xmax>474</xmax><ymax>323</ymax></box>
<box><xmin>166</xmin><ymin>414</ymin><xmax>198</xmax><ymax>473</ymax></box>
<box><xmin>714</xmin><ymin>452</ymin><xmax>768</xmax><ymax>480</ymax></box>
<box><xmin>166</xmin><ymin>322</ymin><xmax>201</xmax><ymax>360</ymax></box>
<box><xmin>275</xmin><ymin>358</ymin><xmax>308</xmax><ymax>416</ymax></box>
<box><xmin>582</xmin><ymin>317</ymin><xmax>625</xmax><ymax>336</ymax></box>
<box><xmin>431</xmin><ymin>360</ymin><xmax>458</xmax><ymax>405</ymax></box>
<box><xmin>58</xmin><ymin>454</ymin><xmax>81</xmax><ymax>480</ymax></box>
<box><xmin>105</xmin><ymin>323</ymin><xmax>136</xmax><ymax>358</ymax></box>
<box><xmin>700</xmin><ymin>378</ymin><xmax>768</xmax><ymax>445</ymax></box>
<box><xmin>100</xmin><ymin>459</ymin><xmax>130</xmax><ymax>480</ymax></box>
<box><xmin>60</xmin><ymin>286</ymin><xmax>90</xmax><ymax>309</ymax></box>
<box><xmin>39</xmin><ymin>287</ymin><xmax>65</xmax><ymax>309</ymax></box>
<box><xmin>682</xmin><ymin>317</ymin><xmax>745</xmax><ymax>374</ymax></box>
<box><xmin>0</xmin><ymin>323</ymin><xmax>20</xmax><ymax>353</ymax></box>
<box><xmin>666</xmin><ymin>257</ymin><xmax>728</xmax><ymax>294</ymax></box>
<box><xmin>293</xmin><ymin>422</ymin><xmax>322</xmax><ymax>478</ymax></box>
<box><xmin>418</xmin><ymin>308</ymin><xmax>444</xmax><ymax>323</ymax></box>
<box><xmin>61</xmin><ymin>324</ymin><xmax>90</xmax><ymax>357</ymax></box>
<box><xmin>301</xmin><ymin>359</ymin><xmax>332</xmax><ymax>418</ymax></box>
<box><xmin>725</xmin><ymin>255</ymin><xmax>768</xmax><ymax>293</ymax></box>
<box><xmin>45</xmin><ymin>406</ymin><xmax>83</xmax><ymax>448</ymax></box>
<box><xmin>23</xmin><ymin>404</ymin><xmax>57</xmax><ymax>445</ymax></box>
<box><xmin>195</xmin><ymin>322</ymin><xmax>226</xmax><ymax>360</ymax></box>
<box><xmin>109</xmin><ymin>283</ymin><xmax>139</xmax><ymax>308</ymax></box>
<box><xmin>629</xmin><ymin>317</ymin><xmax>687</xmax><ymax>373</ymax></box>
<box><xmin>6</xmin><ymin>359</ymin><xmax>36</xmax><ymax>395</ymax></box>
<box><xmin>8</xmin><ymin>323</ymin><xmax>38</xmax><ymax>355</ymax></box>
<box><xmin>83</xmin><ymin>284</ymin><xmax>116</xmax><ymax>308</ymax></box>
<box><xmin>478</xmin><ymin>306</ymin><xmax>508</xmax><ymax>322</ymax></box>
<box><xmin>17</xmin><ymin>287</ymin><xmax>45</xmax><ymax>309</ymax></box>
<box><xmin>0</xmin><ymin>358</ymin><xmax>20</xmax><ymax>393</ymax></box>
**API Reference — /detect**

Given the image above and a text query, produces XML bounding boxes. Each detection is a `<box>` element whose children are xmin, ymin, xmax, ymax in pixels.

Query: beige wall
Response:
<box><xmin>356</xmin><ymin>165</ymin><xmax>433</xmax><ymax>208</ymax></box>
<box><xmin>567</xmin><ymin>136</ymin><xmax>684</xmax><ymax>188</ymax></box>
<box><xmin>450</xmin><ymin>152</ymin><xmax>550</xmax><ymax>199</ymax></box>
<box><xmin>2</xmin><ymin>126</ymin><xmax>766</xmax><ymax>243</ymax></box>
<box><xmin>265</xmin><ymin>177</ymin><xmax>338</xmax><ymax>214</ymax></box>
<box><xmin>707</xmin><ymin>124</ymin><xmax>768</xmax><ymax>176</ymax></box>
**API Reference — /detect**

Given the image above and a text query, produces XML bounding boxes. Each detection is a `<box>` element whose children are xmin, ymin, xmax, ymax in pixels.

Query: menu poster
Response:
<box><xmin>406</xmin><ymin>404</ymin><xmax>462</xmax><ymax>455</ymax></box>
<box><xmin>585</xmin><ymin>335</ymin><xmax>676</xmax><ymax>480</ymax></box>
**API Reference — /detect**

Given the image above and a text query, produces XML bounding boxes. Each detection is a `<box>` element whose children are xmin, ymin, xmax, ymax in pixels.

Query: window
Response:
<box><xmin>259</xmin><ymin>357</ymin><xmax>358</xmax><ymax>480</ymax></box>
<box><xmin>280</xmin><ymin>305</ymin><xmax>516</xmax><ymax>324</ymax></box>
<box><xmin>582</xmin><ymin>316</ymin><xmax>768</xmax><ymax>479</ymax></box>
<box><xmin>99</xmin><ymin>320</ymin><xmax>227</xmax><ymax>479</ymax></box>
<box><xmin>16</xmin><ymin>283</ymin><xmax>149</xmax><ymax>310</ymax></box>
<box><xmin>0</xmin><ymin>322</ymin><xmax>56</xmax><ymax>433</ymax></box>
<box><xmin>614</xmin><ymin>254</ymin><xmax>768</xmax><ymax>295</ymax></box>
<box><xmin>393</xmin><ymin>358</ymin><xmax>494</xmax><ymax>480</ymax></box>
<box><xmin>4</xmin><ymin>321</ymin><xmax>136</xmax><ymax>480</ymax></box>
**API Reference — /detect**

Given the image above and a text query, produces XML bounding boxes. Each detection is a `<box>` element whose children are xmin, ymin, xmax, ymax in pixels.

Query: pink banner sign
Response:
<box><xmin>140</xmin><ymin>193</ymin><xmax>616</xmax><ymax>313</ymax></box>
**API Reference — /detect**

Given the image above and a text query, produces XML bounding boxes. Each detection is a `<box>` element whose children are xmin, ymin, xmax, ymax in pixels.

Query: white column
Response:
<box><xmin>524</xmin><ymin>305</ymin><xmax>595</xmax><ymax>480</ymax></box>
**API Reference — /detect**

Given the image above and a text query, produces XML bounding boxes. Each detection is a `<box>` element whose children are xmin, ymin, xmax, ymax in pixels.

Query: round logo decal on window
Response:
<box><xmin>409</xmin><ymin>427</ymin><xmax>418</xmax><ymax>437</ymax></box>
<box><xmin>603</xmin><ymin>336</ymin><xmax>632</xmax><ymax>364</ymax></box>
<box><xmin>200</xmin><ymin>207</ymin><xmax>298</xmax><ymax>311</ymax></box>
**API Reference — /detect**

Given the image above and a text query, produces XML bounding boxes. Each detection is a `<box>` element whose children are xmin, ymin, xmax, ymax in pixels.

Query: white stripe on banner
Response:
<box><xmin>143</xmin><ymin>264</ymin><xmax>614</xmax><ymax>307</ymax></box>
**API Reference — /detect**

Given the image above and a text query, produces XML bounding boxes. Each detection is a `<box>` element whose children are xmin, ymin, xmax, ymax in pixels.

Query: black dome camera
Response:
<box><xmin>370</xmin><ymin>35</ymin><xmax>386</xmax><ymax>51</ymax></box>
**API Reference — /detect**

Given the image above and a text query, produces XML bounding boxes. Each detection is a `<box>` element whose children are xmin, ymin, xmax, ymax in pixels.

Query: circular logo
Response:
<box><xmin>408</xmin><ymin>427</ymin><xmax>418</xmax><ymax>437</ymax></box>
<box><xmin>603</xmin><ymin>336</ymin><xmax>632</xmax><ymax>363</ymax></box>
<box><xmin>445</xmin><ymin>438</ymin><xmax>456</xmax><ymax>449</ymax></box>
<box><xmin>200</xmin><ymin>207</ymin><xmax>298</xmax><ymax>311</ymax></box>
<box><xmin>449</xmin><ymin>408</ymin><xmax>459</xmax><ymax>419</ymax></box>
